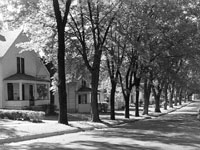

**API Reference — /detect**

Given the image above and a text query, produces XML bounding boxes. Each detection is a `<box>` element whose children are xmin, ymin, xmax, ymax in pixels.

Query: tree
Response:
<box><xmin>104</xmin><ymin>28</ymin><xmax>125</xmax><ymax>120</ymax></box>
<box><xmin>68</xmin><ymin>0</ymin><xmax>121</xmax><ymax>122</ymax></box>
<box><xmin>115</xmin><ymin>0</ymin><xmax>144</xmax><ymax>118</ymax></box>
<box><xmin>52</xmin><ymin>0</ymin><xmax>72</xmax><ymax>124</ymax></box>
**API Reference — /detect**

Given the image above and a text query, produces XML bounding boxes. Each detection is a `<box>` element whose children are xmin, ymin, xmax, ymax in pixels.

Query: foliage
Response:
<box><xmin>0</xmin><ymin>109</ymin><xmax>45</xmax><ymax>123</ymax></box>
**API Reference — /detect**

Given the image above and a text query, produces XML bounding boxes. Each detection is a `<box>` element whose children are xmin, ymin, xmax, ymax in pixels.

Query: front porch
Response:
<box><xmin>4</xmin><ymin>73</ymin><xmax>50</xmax><ymax>109</ymax></box>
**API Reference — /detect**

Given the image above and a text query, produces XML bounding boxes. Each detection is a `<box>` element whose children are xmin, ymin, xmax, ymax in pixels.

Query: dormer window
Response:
<box><xmin>17</xmin><ymin>57</ymin><xmax>24</xmax><ymax>74</ymax></box>
<box><xmin>82</xmin><ymin>79</ymin><xmax>86</xmax><ymax>87</ymax></box>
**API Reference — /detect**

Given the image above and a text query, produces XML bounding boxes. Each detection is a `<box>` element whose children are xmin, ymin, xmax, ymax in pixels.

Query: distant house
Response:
<box><xmin>0</xmin><ymin>29</ymin><xmax>50</xmax><ymax>109</ymax></box>
<box><xmin>55</xmin><ymin>78</ymin><xmax>104</xmax><ymax>113</ymax></box>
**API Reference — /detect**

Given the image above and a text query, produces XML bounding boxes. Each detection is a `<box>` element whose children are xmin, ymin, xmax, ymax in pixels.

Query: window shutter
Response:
<box><xmin>22</xmin><ymin>84</ymin><xmax>25</xmax><ymax>100</ymax></box>
<box><xmin>7</xmin><ymin>83</ymin><xmax>13</xmax><ymax>100</ymax></box>
<box><xmin>78</xmin><ymin>95</ymin><xmax>81</xmax><ymax>104</ymax></box>
<box><xmin>85</xmin><ymin>94</ymin><xmax>87</xmax><ymax>104</ymax></box>
<box><xmin>21</xmin><ymin>58</ymin><xmax>25</xmax><ymax>74</ymax></box>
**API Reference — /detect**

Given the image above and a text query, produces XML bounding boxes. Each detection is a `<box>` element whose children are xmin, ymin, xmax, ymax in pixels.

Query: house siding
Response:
<box><xmin>0</xmin><ymin>59</ymin><xmax>3</xmax><ymax>108</ymax></box>
<box><xmin>67</xmin><ymin>82</ymin><xmax>77</xmax><ymax>112</ymax></box>
<box><xmin>55</xmin><ymin>82</ymin><xmax>77</xmax><ymax>113</ymax></box>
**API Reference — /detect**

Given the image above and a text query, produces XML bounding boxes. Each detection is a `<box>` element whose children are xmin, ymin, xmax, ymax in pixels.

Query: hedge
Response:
<box><xmin>0</xmin><ymin>109</ymin><xmax>45</xmax><ymax>122</ymax></box>
<box><xmin>23</xmin><ymin>104</ymin><xmax>57</xmax><ymax>115</ymax></box>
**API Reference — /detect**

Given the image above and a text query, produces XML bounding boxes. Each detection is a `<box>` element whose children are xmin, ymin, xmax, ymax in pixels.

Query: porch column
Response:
<box><xmin>19</xmin><ymin>82</ymin><xmax>23</xmax><ymax>100</ymax></box>
<box><xmin>47</xmin><ymin>83</ymin><xmax>50</xmax><ymax>102</ymax></box>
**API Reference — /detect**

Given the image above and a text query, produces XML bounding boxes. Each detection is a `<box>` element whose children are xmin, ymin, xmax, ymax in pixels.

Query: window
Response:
<box><xmin>7</xmin><ymin>83</ymin><xmax>21</xmax><ymax>100</ymax></box>
<box><xmin>82</xmin><ymin>80</ymin><xmax>86</xmax><ymax>87</ymax></box>
<box><xmin>36</xmin><ymin>84</ymin><xmax>49</xmax><ymax>100</ymax></box>
<box><xmin>78</xmin><ymin>94</ymin><xmax>87</xmax><ymax>104</ymax></box>
<box><xmin>17</xmin><ymin>57</ymin><xmax>25</xmax><ymax>74</ymax></box>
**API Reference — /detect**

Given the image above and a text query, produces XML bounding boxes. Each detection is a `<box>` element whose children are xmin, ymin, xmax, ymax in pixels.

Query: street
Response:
<box><xmin>1</xmin><ymin>101</ymin><xmax>200</xmax><ymax>150</ymax></box>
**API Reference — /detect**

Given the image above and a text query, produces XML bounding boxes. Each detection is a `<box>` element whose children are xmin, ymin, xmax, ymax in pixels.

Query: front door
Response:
<box><xmin>29</xmin><ymin>85</ymin><xmax>34</xmax><ymax>106</ymax></box>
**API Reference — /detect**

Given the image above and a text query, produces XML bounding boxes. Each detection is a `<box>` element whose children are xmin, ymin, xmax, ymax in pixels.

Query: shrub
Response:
<box><xmin>0</xmin><ymin>109</ymin><xmax>45</xmax><ymax>122</ymax></box>
<box><xmin>22</xmin><ymin>104</ymin><xmax>57</xmax><ymax>115</ymax></box>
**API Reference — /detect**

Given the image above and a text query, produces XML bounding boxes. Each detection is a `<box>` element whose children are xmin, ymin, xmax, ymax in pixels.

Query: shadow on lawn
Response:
<box><xmin>0</xmin><ymin>125</ymin><xmax>18</xmax><ymax>138</ymax></box>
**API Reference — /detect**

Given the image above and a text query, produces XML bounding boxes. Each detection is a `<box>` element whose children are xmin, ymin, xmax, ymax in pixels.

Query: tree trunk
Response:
<box><xmin>91</xmin><ymin>70</ymin><xmax>101</xmax><ymax>122</ymax></box>
<box><xmin>174</xmin><ymin>88</ymin><xmax>178</xmax><ymax>106</ymax></box>
<box><xmin>155</xmin><ymin>95</ymin><xmax>161</xmax><ymax>112</ymax></box>
<box><xmin>187</xmin><ymin>94</ymin><xmax>190</xmax><ymax>101</ymax></box>
<box><xmin>169</xmin><ymin>90</ymin><xmax>174</xmax><ymax>108</ymax></box>
<box><xmin>184</xmin><ymin>91</ymin><xmax>187</xmax><ymax>103</ymax></box>
<box><xmin>152</xmin><ymin>87</ymin><xmax>161</xmax><ymax>113</ymax></box>
<box><xmin>57</xmin><ymin>26</ymin><xmax>68</xmax><ymax>124</ymax></box>
<box><xmin>143</xmin><ymin>79</ymin><xmax>151</xmax><ymax>115</ymax></box>
<box><xmin>53</xmin><ymin>0</ymin><xmax>72</xmax><ymax>125</ymax></box>
<box><xmin>164</xmin><ymin>83</ymin><xmax>168</xmax><ymax>110</ymax></box>
<box><xmin>179</xmin><ymin>88</ymin><xmax>182</xmax><ymax>105</ymax></box>
<box><xmin>124</xmin><ymin>95</ymin><xmax>130</xmax><ymax>118</ymax></box>
<box><xmin>110</xmin><ymin>81</ymin><xmax>116</xmax><ymax>120</ymax></box>
<box><xmin>118</xmin><ymin>70</ymin><xmax>133</xmax><ymax>119</ymax></box>
<box><xmin>135</xmin><ymin>78</ymin><xmax>140</xmax><ymax>117</ymax></box>
<box><xmin>169</xmin><ymin>82</ymin><xmax>175</xmax><ymax>108</ymax></box>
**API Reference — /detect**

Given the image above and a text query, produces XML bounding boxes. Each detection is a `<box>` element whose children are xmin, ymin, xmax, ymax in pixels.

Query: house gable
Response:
<box><xmin>0</xmin><ymin>29</ymin><xmax>22</xmax><ymax>57</ymax></box>
<box><xmin>0</xmin><ymin>30</ymin><xmax>50</xmax><ymax>81</ymax></box>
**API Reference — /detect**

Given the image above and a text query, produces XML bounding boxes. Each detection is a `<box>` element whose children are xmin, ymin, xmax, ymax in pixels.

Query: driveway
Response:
<box><xmin>1</xmin><ymin>100</ymin><xmax>200</xmax><ymax>150</ymax></box>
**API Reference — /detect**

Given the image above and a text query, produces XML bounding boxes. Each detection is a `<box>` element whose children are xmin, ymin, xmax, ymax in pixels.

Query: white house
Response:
<box><xmin>0</xmin><ymin>29</ymin><xmax>50</xmax><ymax>109</ymax></box>
<box><xmin>55</xmin><ymin>77</ymin><xmax>105</xmax><ymax>113</ymax></box>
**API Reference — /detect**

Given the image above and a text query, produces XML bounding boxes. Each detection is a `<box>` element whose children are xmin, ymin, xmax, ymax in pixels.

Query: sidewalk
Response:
<box><xmin>0</xmin><ymin>101</ymin><xmax>195</xmax><ymax>144</ymax></box>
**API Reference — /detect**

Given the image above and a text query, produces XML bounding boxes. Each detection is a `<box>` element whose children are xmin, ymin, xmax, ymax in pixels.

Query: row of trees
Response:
<box><xmin>2</xmin><ymin>0</ymin><xmax>200</xmax><ymax>124</ymax></box>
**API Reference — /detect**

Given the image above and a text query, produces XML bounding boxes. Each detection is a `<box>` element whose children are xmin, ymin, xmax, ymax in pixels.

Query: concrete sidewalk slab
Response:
<box><xmin>0</xmin><ymin>120</ymin><xmax>80</xmax><ymax>144</ymax></box>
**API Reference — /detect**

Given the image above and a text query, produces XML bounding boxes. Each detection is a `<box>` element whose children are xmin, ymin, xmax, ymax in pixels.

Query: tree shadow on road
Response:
<box><xmin>2</xmin><ymin>114</ymin><xmax>200</xmax><ymax>150</ymax></box>
<box><xmin>86</xmin><ymin>114</ymin><xmax>200</xmax><ymax>149</ymax></box>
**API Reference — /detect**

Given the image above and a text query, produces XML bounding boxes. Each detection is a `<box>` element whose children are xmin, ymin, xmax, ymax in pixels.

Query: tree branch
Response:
<box><xmin>88</xmin><ymin>1</ymin><xmax>97</xmax><ymax>50</ymax></box>
<box><xmin>63</xmin><ymin>0</ymin><xmax>72</xmax><ymax>26</ymax></box>
<box><xmin>53</xmin><ymin>0</ymin><xmax>62</xmax><ymax>27</ymax></box>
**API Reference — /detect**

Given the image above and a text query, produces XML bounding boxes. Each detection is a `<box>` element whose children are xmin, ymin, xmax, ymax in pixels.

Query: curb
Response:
<box><xmin>0</xmin><ymin>128</ymin><xmax>80</xmax><ymax>145</ymax></box>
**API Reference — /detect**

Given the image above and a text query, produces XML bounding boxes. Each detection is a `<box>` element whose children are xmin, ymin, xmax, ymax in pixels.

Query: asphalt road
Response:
<box><xmin>1</xmin><ymin>101</ymin><xmax>200</xmax><ymax>150</ymax></box>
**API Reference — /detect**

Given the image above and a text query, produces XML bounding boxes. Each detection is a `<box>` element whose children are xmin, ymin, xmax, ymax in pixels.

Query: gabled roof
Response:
<box><xmin>4</xmin><ymin>73</ymin><xmax>50</xmax><ymax>82</ymax></box>
<box><xmin>0</xmin><ymin>34</ymin><xmax>6</xmax><ymax>41</ymax></box>
<box><xmin>77</xmin><ymin>86</ymin><xmax>92</xmax><ymax>93</ymax></box>
<box><xmin>77</xmin><ymin>86</ymin><xmax>101</xmax><ymax>93</ymax></box>
<box><xmin>0</xmin><ymin>29</ymin><xmax>22</xmax><ymax>57</ymax></box>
